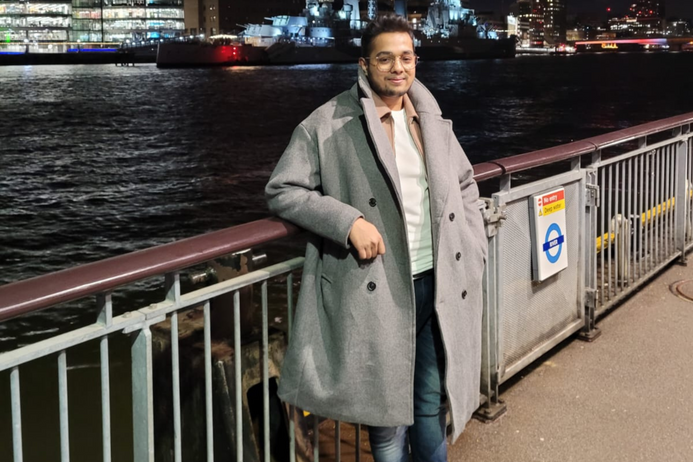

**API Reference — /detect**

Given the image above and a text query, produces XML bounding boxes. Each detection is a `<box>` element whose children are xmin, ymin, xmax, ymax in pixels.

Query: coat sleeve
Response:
<box><xmin>451</xmin><ymin>129</ymin><xmax>488</xmax><ymax>261</ymax></box>
<box><xmin>265</xmin><ymin>123</ymin><xmax>364</xmax><ymax>249</ymax></box>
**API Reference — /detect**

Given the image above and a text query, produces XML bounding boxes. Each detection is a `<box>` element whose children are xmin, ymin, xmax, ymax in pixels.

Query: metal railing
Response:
<box><xmin>1</xmin><ymin>112</ymin><xmax>693</xmax><ymax>461</ymax></box>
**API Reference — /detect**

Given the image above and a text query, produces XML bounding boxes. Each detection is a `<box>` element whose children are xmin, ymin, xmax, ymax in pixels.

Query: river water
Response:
<box><xmin>1</xmin><ymin>53</ymin><xmax>693</xmax><ymax>460</ymax></box>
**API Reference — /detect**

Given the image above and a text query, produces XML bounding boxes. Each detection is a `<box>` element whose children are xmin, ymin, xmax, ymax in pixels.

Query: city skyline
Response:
<box><xmin>475</xmin><ymin>0</ymin><xmax>693</xmax><ymax>18</ymax></box>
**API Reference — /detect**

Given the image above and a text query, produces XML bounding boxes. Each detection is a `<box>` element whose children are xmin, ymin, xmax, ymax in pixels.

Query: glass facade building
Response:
<box><xmin>0</xmin><ymin>0</ymin><xmax>184</xmax><ymax>44</ymax></box>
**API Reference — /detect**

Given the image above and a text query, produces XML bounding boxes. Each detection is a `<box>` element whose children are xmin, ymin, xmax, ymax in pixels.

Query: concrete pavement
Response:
<box><xmin>452</xmin><ymin>261</ymin><xmax>693</xmax><ymax>462</ymax></box>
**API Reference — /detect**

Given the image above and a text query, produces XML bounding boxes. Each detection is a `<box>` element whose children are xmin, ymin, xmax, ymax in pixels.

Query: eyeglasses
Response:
<box><xmin>366</xmin><ymin>53</ymin><xmax>419</xmax><ymax>72</ymax></box>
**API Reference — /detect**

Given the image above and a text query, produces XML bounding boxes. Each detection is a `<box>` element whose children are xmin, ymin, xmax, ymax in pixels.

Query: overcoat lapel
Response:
<box><xmin>418</xmin><ymin>113</ymin><xmax>451</xmax><ymax>228</ymax></box>
<box><xmin>359</xmin><ymin>97</ymin><xmax>405</xmax><ymax>212</ymax></box>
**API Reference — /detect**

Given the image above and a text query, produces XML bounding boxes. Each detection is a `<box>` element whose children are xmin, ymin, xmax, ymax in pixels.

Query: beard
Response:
<box><xmin>367</xmin><ymin>74</ymin><xmax>410</xmax><ymax>98</ymax></box>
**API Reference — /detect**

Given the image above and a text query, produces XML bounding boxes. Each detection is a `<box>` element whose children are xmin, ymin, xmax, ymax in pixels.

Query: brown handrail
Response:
<box><xmin>481</xmin><ymin>111</ymin><xmax>693</xmax><ymax>177</ymax></box>
<box><xmin>1</xmin><ymin>112</ymin><xmax>692</xmax><ymax>323</ymax></box>
<box><xmin>0</xmin><ymin>218</ymin><xmax>300</xmax><ymax>322</ymax></box>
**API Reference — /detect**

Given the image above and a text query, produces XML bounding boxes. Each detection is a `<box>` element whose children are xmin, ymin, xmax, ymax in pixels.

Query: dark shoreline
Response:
<box><xmin>0</xmin><ymin>48</ymin><xmax>157</xmax><ymax>66</ymax></box>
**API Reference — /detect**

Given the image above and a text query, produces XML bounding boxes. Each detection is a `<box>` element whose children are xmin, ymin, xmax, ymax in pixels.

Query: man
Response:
<box><xmin>265</xmin><ymin>14</ymin><xmax>487</xmax><ymax>462</ymax></box>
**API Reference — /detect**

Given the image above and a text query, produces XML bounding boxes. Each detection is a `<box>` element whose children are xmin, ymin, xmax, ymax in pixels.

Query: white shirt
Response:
<box><xmin>391</xmin><ymin>108</ymin><xmax>433</xmax><ymax>275</ymax></box>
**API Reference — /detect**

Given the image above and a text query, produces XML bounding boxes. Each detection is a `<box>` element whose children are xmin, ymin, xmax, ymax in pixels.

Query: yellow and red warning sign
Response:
<box><xmin>537</xmin><ymin>189</ymin><xmax>566</xmax><ymax>217</ymax></box>
<box><xmin>530</xmin><ymin>187</ymin><xmax>568</xmax><ymax>282</ymax></box>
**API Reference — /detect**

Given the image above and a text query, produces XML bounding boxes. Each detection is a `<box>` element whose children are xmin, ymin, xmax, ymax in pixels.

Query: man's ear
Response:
<box><xmin>358</xmin><ymin>58</ymin><xmax>368</xmax><ymax>75</ymax></box>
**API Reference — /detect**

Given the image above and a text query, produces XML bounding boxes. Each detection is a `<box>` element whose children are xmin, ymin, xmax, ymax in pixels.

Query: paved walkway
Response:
<box><xmin>452</xmin><ymin>261</ymin><xmax>693</xmax><ymax>462</ymax></box>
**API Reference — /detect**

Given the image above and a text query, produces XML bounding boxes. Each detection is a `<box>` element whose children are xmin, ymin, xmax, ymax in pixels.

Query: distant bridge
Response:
<box><xmin>576</xmin><ymin>37</ymin><xmax>693</xmax><ymax>52</ymax></box>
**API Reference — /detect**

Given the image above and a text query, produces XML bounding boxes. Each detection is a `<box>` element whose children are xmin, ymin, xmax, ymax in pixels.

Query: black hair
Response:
<box><xmin>360</xmin><ymin>13</ymin><xmax>415</xmax><ymax>58</ymax></box>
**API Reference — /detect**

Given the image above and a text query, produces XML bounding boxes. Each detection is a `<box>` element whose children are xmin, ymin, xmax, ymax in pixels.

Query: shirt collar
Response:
<box><xmin>371</xmin><ymin>91</ymin><xmax>419</xmax><ymax>123</ymax></box>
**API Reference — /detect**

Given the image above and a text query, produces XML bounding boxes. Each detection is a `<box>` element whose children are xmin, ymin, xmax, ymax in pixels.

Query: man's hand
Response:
<box><xmin>349</xmin><ymin>218</ymin><xmax>386</xmax><ymax>260</ymax></box>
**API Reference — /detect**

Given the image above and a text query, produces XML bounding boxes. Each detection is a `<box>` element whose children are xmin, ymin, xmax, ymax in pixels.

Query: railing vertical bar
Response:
<box><xmin>171</xmin><ymin>312</ymin><xmax>182</xmax><ymax>462</ymax></box>
<box><xmin>262</xmin><ymin>281</ymin><xmax>270</xmax><ymax>462</ymax></box>
<box><xmin>661</xmin><ymin>148</ymin><xmax>666</xmax><ymax>260</ymax></box>
<box><xmin>638</xmin><ymin>153</ymin><xmax>643</xmax><ymax>280</ymax></box>
<box><xmin>689</xmin><ymin>140</ymin><xmax>692</xmax><ymax>244</ymax></box>
<box><xmin>287</xmin><ymin>273</ymin><xmax>296</xmax><ymax>462</ymax></box>
<box><xmin>314</xmin><ymin>417</ymin><xmax>320</xmax><ymax>462</ymax></box>
<box><xmin>289</xmin><ymin>406</ymin><xmax>296</xmax><ymax>462</ymax></box>
<box><xmin>653</xmin><ymin>151</ymin><xmax>659</xmax><ymax>266</ymax></box>
<box><xmin>355</xmin><ymin>423</ymin><xmax>361</xmax><ymax>462</ymax></box>
<box><xmin>10</xmin><ymin>367</ymin><xmax>23</xmax><ymax>462</ymax></box>
<box><xmin>668</xmin><ymin>145</ymin><xmax>674</xmax><ymax>256</ymax></box>
<box><xmin>58</xmin><ymin>350</ymin><xmax>70</xmax><ymax>462</ymax></box>
<box><xmin>689</xmin><ymin>138</ymin><xmax>693</xmax><ymax>244</ymax></box>
<box><xmin>657</xmin><ymin>149</ymin><xmax>662</xmax><ymax>264</ymax></box>
<box><xmin>165</xmin><ymin>272</ymin><xmax>181</xmax><ymax>303</ymax></box>
<box><xmin>621</xmin><ymin>159</ymin><xmax>626</xmax><ymax>290</ymax></box>
<box><xmin>203</xmin><ymin>301</ymin><xmax>214</xmax><ymax>462</ymax></box>
<box><xmin>628</xmin><ymin>157</ymin><xmax>633</xmax><ymax>286</ymax></box>
<box><xmin>287</xmin><ymin>272</ymin><xmax>294</xmax><ymax>340</ymax></box>
<box><xmin>131</xmin><ymin>326</ymin><xmax>154</xmax><ymax>462</ymax></box>
<box><xmin>669</xmin><ymin>144</ymin><xmax>674</xmax><ymax>254</ymax></box>
<box><xmin>234</xmin><ymin>291</ymin><xmax>243</xmax><ymax>462</ymax></box>
<box><xmin>608</xmin><ymin>164</ymin><xmax>613</xmax><ymax>300</ymax></box>
<box><xmin>335</xmin><ymin>420</ymin><xmax>341</xmax><ymax>462</ymax></box>
<box><xmin>600</xmin><ymin>167</ymin><xmax>605</xmax><ymax>307</ymax></box>
<box><xmin>659</xmin><ymin>147</ymin><xmax>664</xmax><ymax>257</ymax></box>
<box><xmin>97</xmin><ymin>293</ymin><xmax>112</xmax><ymax>462</ymax></box>
<box><xmin>664</xmin><ymin>146</ymin><xmax>670</xmax><ymax>258</ymax></box>
<box><xmin>97</xmin><ymin>293</ymin><xmax>113</xmax><ymax>328</ymax></box>
<box><xmin>100</xmin><ymin>336</ymin><xmax>111</xmax><ymax>462</ymax></box>
<box><xmin>647</xmin><ymin>152</ymin><xmax>653</xmax><ymax>272</ymax></box>
<box><xmin>613</xmin><ymin>162</ymin><xmax>619</xmax><ymax>293</ymax></box>
<box><xmin>689</xmin><ymin>139</ymin><xmax>693</xmax><ymax>244</ymax></box>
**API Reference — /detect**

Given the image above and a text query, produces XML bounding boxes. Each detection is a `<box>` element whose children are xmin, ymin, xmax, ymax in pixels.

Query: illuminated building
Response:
<box><xmin>664</xmin><ymin>19</ymin><xmax>692</xmax><ymax>37</ymax></box>
<box><xmin>628</xmin><ymin>1</ymin><xmax>665</xmax><ymax>21</ymax></box>
<box><xmin>543</xmin><ymin>0</ymin><xmax>565</xmax><ymax>45</ymax></box>
<box><xmin>0</xmin><ymin>0</ymin><xmax>72</xmax><ymax>42</ymax></box>
<box><xmin>608</xmin><ymin>1</ymin><xmax>666</xmax><ymax>37</ymax></box>
<box><xmin>0</xmin><ymin>0</ymin><xmax>185</xmax><ymax>44</ymax></box>
<box><xmin>612</xmin><ymin>1</ymin><xmax>665</xmax><ymax>35</ymax></box>
<box><xmin>516</xmin><ymin>0</ymin><xmax>544</xmax><ymax>47</ymax></box>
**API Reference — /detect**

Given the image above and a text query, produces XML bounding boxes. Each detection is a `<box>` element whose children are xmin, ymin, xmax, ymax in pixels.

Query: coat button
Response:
<box><xmin>456</xmin><ymin>252</ymin><xmax>461</xmax><ymax>261</ymax></box>
<box><xmin>369</xmin><ymin>198</ymin><xmax>377</xmax><ymax>207</ymax></box>
<box><xmin>461</xmin><ymin>290</ymin><xmax>468</xmax><ymax>299</ymax></box>
<box><xmin>449</xmin><ymin>213</ymin><xmax>455</xmax><ymax>222</ymax></box>
<box><xmin>367</xmin><ymin>281</ymin><xmax>377</xmax><ymax>291</ymax></box>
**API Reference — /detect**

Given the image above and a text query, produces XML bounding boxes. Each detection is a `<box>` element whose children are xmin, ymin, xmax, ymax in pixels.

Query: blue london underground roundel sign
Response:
<box><xmin>543</xmin><ymin>222</ymin><xmax>565</xmax><ymax>264</ymax></box>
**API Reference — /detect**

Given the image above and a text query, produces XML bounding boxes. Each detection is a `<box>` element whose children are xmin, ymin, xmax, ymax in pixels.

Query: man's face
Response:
<box><xmin>359</xmin><ymin>32</ymin><xmax>416</xmax><ymax>99</ymax></box>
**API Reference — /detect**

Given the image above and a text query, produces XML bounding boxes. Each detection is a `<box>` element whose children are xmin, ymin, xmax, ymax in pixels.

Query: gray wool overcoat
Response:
<box><xmin>265</xmin><ymin>68</ymin><xmax>487</xmax><ymax>442</ymax></box>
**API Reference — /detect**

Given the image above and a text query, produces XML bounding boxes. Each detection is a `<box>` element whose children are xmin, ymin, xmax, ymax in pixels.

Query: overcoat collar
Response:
<box><xmin>350</xmin><ymin>68</ymin><xmax>451</xmax><ymax>227</ymax></box>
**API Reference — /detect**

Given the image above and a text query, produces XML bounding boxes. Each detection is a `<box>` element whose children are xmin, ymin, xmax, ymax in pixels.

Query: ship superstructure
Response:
<box><xmin>423</xmin><ymin>0</ymin><xmax>484</xmax><ymax>39</ymax></box>
<box><xmin>241</xmin><ymin>0</ymin><xmax>363</xmax><ymax>48</ymax></box>
<box><xmin>240</xmin><ymin>0</ymin><xmax>495</xmax><ymax>48</ymax></box>
<box><xmin>156</xmin><ymin>0</ymin><xmax>515</xmax><ymax>67</ymax></box>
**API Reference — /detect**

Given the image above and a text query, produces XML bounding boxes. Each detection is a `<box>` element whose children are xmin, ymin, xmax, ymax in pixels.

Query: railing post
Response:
<box><xmin>131</xmin><ymin>327</ymin><xmax>154</xmax><ymax>462</ymax></box>
<box><xmin>475</xmin><ymin>199</ymin><xmax>506</xmax><ymax>422</ymax></box>
<box><xmin>580</xmin><ymin>166</ymin><xmax>602</xmax><ymax>341</ymax></box>
<box><xmin>675</xmin><ymin>126</ymin><xmax>689</xmax><ymax>263</ymax></box>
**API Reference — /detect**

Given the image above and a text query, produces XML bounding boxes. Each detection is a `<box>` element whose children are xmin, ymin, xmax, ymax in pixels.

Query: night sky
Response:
<box><xmin>472</xmin><ymin>0</ymin><xmax>693</xmax><ymax>19</ymax></box>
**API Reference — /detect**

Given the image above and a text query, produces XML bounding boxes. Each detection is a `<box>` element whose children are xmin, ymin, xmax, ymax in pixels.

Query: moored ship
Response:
<box><xmin>156</xmin><ymin>0</ymin><xmax>515</xmax><ymax>68</ymax></box>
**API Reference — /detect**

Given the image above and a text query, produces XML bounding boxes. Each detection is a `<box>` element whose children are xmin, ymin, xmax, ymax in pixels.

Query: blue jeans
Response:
<box><xmin>368</xmin><ymin>273</ymin><xmax>448</xmax><ymax>462</ymax></box>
